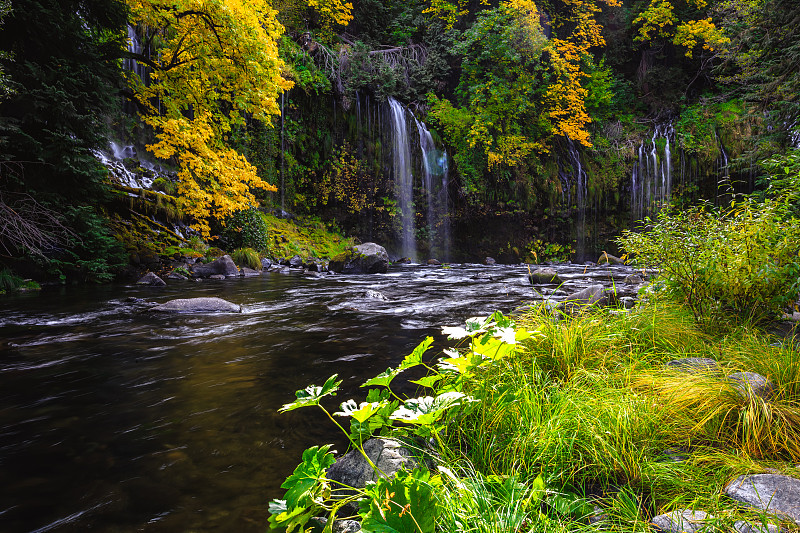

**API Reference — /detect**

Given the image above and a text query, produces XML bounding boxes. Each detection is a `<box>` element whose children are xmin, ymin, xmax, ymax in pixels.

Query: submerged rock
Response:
<box><xmin>151</xmin><ymin>297</ymin><xmax>241</xmax><ymax>314</ymax></box>
<box><xmin>192</xmin><ymin>255</ymin><xmax>239</xmax><ymax>278</ymax></box>
<box><xmin>136</xmin><ymin>272</ymin><xmax>166</xmax><ymax>286</ymax></box>
<box><xmin>725</xmin><ymin>474</ymin><xmax>800</xmax><ymax>524</ymax></box>
<box><xmin>528</xmin><ymin>267</ymin><xmax>562</xmax><ymax>285</ymax></box>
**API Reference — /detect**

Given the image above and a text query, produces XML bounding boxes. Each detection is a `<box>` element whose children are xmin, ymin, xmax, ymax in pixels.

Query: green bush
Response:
<box><xmin>219</xmin><ymin>207</ymin><xmax>269</xmax><ymax>252</ymax></box>
<box><xmin>619</xmin><ymin>200</ymin><xmax>800</xmax><ymax>324</ymax></box>
<box><xmin>231</xmin><ymin>247</ymin><xmax>261</xmax><ymax>270</ymax></box>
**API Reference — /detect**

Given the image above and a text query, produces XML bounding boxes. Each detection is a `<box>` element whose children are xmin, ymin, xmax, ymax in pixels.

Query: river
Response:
<box><xmin>0</xmin><ymin>262</ymin><xmax>632</xmax><ymax>532</ymax></box>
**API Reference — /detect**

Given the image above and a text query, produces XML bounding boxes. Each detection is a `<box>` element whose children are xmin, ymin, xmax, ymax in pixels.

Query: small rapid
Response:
<box><xmin>0</xmin><ymin>263</ymin><xmax>635</xmax><ymax>532</ymax></box>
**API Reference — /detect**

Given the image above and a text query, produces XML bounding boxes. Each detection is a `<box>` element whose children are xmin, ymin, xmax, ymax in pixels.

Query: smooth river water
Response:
<box><xmin>0</xmin><ymin>263</ymin><xmax>632</xmax><ymax>532</ymax></box>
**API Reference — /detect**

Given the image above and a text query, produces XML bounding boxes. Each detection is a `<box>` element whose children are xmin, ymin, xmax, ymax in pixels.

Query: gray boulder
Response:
<box><xmin>326</xmin><ymin>438</ymin><xmax>418</xmax><ymax>491</ymax></box>
<box><xmin>151</xmin><ymin>297</ymin><xmax>242</xmax><ymax>313</ymax></box>
<box><xmin>528</xmin><ymin>267</ymin><xmax>562</xmax><ymax>285</ymax></box>
<box><xmin>192</xmin><ymin>255</ymin><xmax>239</xmax><ymax>278</ymax></box>
<box><xmin>241</xmin><ymin>267</ymin><xmax>261</xmax><ymax>277</ymax></box>
<box><xmin>365</xmin><ymin>289</ymin><xmax>389</xmax><ymax>301</ymax></box>
<box><xmin>136</xmin><ymin>272</ymin><xmax>166</xmax><ymax>286</ymax></box>
<box><xmin>598</xmin><ymin>253</ymin><xmax>625</xmax><ymax>265</ymax></box>
<box><xmin>558</xmin><ymin>284</ymin><xmax>610</xmax><ymax>313</ymax></box>
<box><xmin>725</xmin><ymin>474</ymin><xmax>800</xmax><ymax>524</ymax></box>
<box><xmin>260</xmin><ymin>258</ymin><xmax>272</xmax><ymax>269</ymax></box>
<box><xmin>165</xmin><ymin>271</ymin><xmax>188</xmax><ymax>281</ymax></box>
<box><xmin>427</xmin><ymin>258</ymin><xmax>441</xmax><ymax>265</ymax></box>
<box><xmin>666</xmin><ymin>358</ymin><xmax>719</xmax><ymax>373</ymax></box>
<box><xmin>652</xmin><ymin>510</ymin><xmax>713</xmax><ymax>533</ymax></box>
<box><xmin>625</xmin><ymin>274</ymin><xmax>644</xmax><ymax>284</ymax></box>
<box><xmin>289</xmin><ymin>255</ymin><xmax>304</xmax><ymax>268</ymax></box>
<box><xmin>734</xmin><ymin>521</ymin><xmax>780</xmax><ymax>533</ymax></box>
<box><xmin>484</xmin><ymin>257</ymin><xmax>496</xmax><ymax>265</ymax></box>
<box><xmin>329</xmin><ymin>243</ymin><xmax>389</xmax><ymax>274</ymax></box>
<box><xmin>728</xmin><ymin>372</ymin><xmax>774</xmax><ymax>400</ymax></box>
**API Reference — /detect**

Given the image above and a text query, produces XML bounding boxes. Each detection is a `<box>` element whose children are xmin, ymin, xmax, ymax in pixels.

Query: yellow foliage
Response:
<box><xmin>674</xmin><ymin>18</ymin><xmax>730</xmax><ymax>57</ymax></box>
<box><xmin>423</xmin><ymin>0</ymin><xmax>488</xmax><ymax>29</ymax></box>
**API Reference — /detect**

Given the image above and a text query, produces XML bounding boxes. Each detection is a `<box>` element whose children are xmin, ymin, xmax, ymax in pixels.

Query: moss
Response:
<box><xmin>262</xmin><ymin>213</ymin><xmax>354</xmax><ymax>260</ymax></box>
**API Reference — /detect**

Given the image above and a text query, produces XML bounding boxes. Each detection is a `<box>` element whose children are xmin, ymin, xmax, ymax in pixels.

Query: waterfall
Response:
<box><xmin>388</xmin><ymin>97</ymin><xmax>416</xmax><ymax>260</ymax></box>
<box><xmin>414</xmin><ymin>117</ymin><xmax>451</xmax><ymax>261</ymax></box>
<box><xmin>631</xmin><ymin>123</ymin><xmax>673</xmax><ymax>222</ymax></box>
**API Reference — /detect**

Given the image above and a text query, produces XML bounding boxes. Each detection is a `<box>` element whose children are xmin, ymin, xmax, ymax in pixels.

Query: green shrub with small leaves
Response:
<box><xmin>219</xmin><ymin>208</ymin><xmax>270</xmax><ymax>253</ymax></box>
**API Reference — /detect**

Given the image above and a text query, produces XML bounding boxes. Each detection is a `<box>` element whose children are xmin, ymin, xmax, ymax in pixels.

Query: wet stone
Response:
<box><xmin>136</xmin><ymin>272</ymin><xmax>166</xmax><ymax>286</ymax></box>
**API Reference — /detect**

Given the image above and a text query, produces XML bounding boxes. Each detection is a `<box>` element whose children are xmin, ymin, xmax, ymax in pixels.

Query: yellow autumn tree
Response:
<box><xmin>127</xmin><ymin>0</ymin><xmax>352</xmax><ymax>237</ymax></box>
<box><xmin>544</xmin><ymin>0</ymin><xmax>620</xmax><ymax>147</ymax></box>
<box><xmin>632</xmin><ymin>0</ymin><xmax>729</xmax><ymax>58</ymax></box>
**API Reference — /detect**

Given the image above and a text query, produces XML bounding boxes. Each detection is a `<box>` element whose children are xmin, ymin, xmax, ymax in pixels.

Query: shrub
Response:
<box><xmin>619</xmin><ymin>200</ymin><xmax>800</xmax><ymax>325</ymax></box>
<box><xmin>219</xmin><ymin>207</ymin><xmax>269</xmax><ymax>252</ymax></box>
<box><xmin>231</xmin><ymin>247</ymin><xmax>261</xmax><ymax>270</ymax></box>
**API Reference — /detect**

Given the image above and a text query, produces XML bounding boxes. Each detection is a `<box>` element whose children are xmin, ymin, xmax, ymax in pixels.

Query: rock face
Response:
<box><xmin>329</xmin><ymin>243</ymin><xmax>389</xmax><ymax>274</ymax></box>
<box><xmin>326</xmin><ymin>438</ymin><xmax>417</xmax><ymax>490</ymax></box>
<box><xmin>192</xmin><ymin>255</ymin><xmax>239</xmax><ymax>278</ymax></box>
<box><xmin>151</xmin><ymin>297</ymin><xmax>242</xmax><ymax>313</ymax></box>
<box><xmin>136</xmin><ymin>272</ymin><xmax>166</xmax><ymax>286</ymax></box>
<box><xmin>528</xmin><ymin>267</ymin><xmax>563</xmax><ymax>285</ymax></box>
<box><xmin>728</xmin><ymin>372</ymin><xmax>774</xmax><ymax>400</ymax></box>
<box><xmin>652</xmin><ymin>510</ymin><xmax>713</xmax><ymax>533</ymax></box>
<box><xmin>597</xmin><ymin>253</ymin><xmax>625</xmax><ymax>265</ymax></box>
<box><xmin>725</xmin><ymin>474</ymin><xmax>800</xmax><ymax>524</ymax></box>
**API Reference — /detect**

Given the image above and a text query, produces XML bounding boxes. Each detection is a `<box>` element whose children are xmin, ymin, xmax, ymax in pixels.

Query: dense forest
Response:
<box><xmin>0</xmin><ymin>0</ymin><xmax>798</xmax><ymax>283</ymax></box>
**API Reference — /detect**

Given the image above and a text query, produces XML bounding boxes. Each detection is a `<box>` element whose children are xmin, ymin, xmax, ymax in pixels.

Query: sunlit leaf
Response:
<box><xmin>410</xmin><ymin>374</ymin><xmax>444</xmax><ymax>388</ymax></box>
<box><xmin>362</xmin><ymin>366</ymin><xmax>402</xmax><ymax>388</ymax></box>
<box><xmin>280</xmin><ymin>374</ymin><xmax>341</xmax><ymax>412</ymax></box>
<box><xmin>399</xmin><ymin>336</ymin><xmax>434</xmax><ymax>369</ymax></box>
<box><xmin>281</xmin><ymin>444</ymin><xmax>336</xmax><ymax>508</ymax></box>
<box><xmin>359</xmin><ymin>470</ymin><xmax>438</xmax><ymax>533</ymax></box>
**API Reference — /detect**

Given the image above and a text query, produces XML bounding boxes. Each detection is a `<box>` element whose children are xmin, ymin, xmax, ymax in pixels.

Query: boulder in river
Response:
<box><xmin>151</xmin><ymin>297</ymin><xmax>242</xmax><ymax>313</ymax></box>
<box><xmin>260</xmin><ymin>257</ymin><xmax>272</xmax><ymax>269</ymax></box>
<box><xmin>329</xmin><ymin>243</ymin><xmax>389</xmax><ymax>274</ymax></box>
<box><xmin>597</xmin><ymin>252</ymin><xmax>625</xmax><ymax>265</ymax></box>
<box><xmin>289</xmin><ymin>255</ymin><xmax>304</xmax><ymax>268</ymax></box>
<box><xmin>484</xmin><ymin>257</ymin><xmax>496</xmax><ymax>265</ymax></box>
<box><xmin>136</xmin><ymin>272</ymin><xmax>166</xmax><ymax>286</ymax></box>
<box><xmin>557</xmin><ymin>284</ymin><xmax>612</xmax><ymax>313</ymax></box>
<box><xmin>528</xmin><ymin>267</ymin><xmax>563</xmax><ymax>285</ymax></box>
<box><xmin>192</xmin><ymin>255</ymin><xmax>239</xmax><ymax>278</ymax></box>
<box><xmin>725</xmin><ymin>474</ymin><xmax>800</xmax><ymax>524</ymax></box>
<box><xmin>427</xmin><ymin>258</ymin><xmax>441</xmax><ymax>265</ymax></box>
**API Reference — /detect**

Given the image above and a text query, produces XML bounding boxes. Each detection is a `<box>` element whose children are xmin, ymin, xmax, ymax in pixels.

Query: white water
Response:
<box><xmin>631</xmin><ymin>123</ymin><xmax>673</xmax><ymax>222</ymax></box>
<box><xmin>388</xmin><ymin>97</ymin><xmax>416</xmax><ymax>260</ymax></box>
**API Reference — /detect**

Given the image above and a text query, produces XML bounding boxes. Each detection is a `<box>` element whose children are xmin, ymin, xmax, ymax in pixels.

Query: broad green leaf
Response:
<box><xmin>334</xmin><ymin>400</ymin><xmax>388</xmax><ymax>423</ymax></box>
<box><xmin>410</xmin><ymin>374</ymin><xmax>443</xmax><ymax>388</ymax></box>
<box><xmin>267</xmin><ymin>501</ymin><xmax>317</xmax><ymax>532</ymax></box>
<box><xmin>390</xmin><ymin>392</ymin><xmax>475</xmax><ymax>425</ymax></box>
<box><xmin>359</xmin><ymin>470</ymin><xmax>438</xmax><ymax>533</ymax></box>
<box><xmin>362</xmin><ymin>366</ymin><xmax>403</xmax><ymax>388</ymax></box>
<box><xmin>281</xmin><ymin>444</ymin><xmax>336</xmax><ymax>508</ymax></box>
<box><xmin>399</xmin><ymin>337</ymin><xmax>434</xmax><ymax>370</ymax></box>
<box><xmin>280</xmin><ymin>375</ymin><xmax>341</xmax><ymax>412</ymax></box>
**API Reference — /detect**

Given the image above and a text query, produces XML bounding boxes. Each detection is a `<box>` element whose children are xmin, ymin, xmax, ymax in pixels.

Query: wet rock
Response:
<box><xmin>326</xmin><ymin>438</ymin><xmax>417</xmax><ymax>491</ymax></box>
<box><xmin>484</xmin><ymin>257</ymin><xmax>496</xmax><ymax>265</ymax></box>
<box><xmin>725</xmin><ymin>474</ymin><xmax>800</xmax><ymax>524</ymax></box>
<box><xmin>306</xmin><ymin>260</ymin><xmax>327</xmax><ymax>272</ymax></box>
<box><xmin>427</xmin><ymin>258</ymin><xmax>441</xmax><ymax>265</ymax></box>
<box><xmin>597</xmin><ymin>253</ymin><xmax>625</xmax><ymax>265</ymax></box>
<box><xmin>136</xmin><ymin>272</ymin><xmax>166</xmax><ymax>286</ymax></box>
<box><xmin>625</xmin><ymin>274</ymin><xmax>644</xmax><ymax>284</ymax></box>
<box><xmin>528</xmin><ymin>267</ymin><xmax>562</xmax><ymax>285</ymax></box>
<box><xmin>165</xmin><ymin>271</ymin><xmax>188</xmax><ymax>281</ymax></box>
<box><xmin>471</xmin><ymin>273</ymin><xmax>493</xmax><ymax>281</ymax></box>
<box><xmin>652</xmin><ymin>510</ymin><xmax>713</xmax><ymax>533</ymax></box>
<box><xmin>209</xmin><ymin>274</ymin><xmax>226</xmax><ymax>280</ymax></box>
<box><xmin>394</xmin><ymin>257</ymin><xmax>412</xmax><ymax>264</ymax></box>
<box><xmin>151</xmin><ymin>297</ymin><xmax>242</xmax><ymax>313</ymax></box>
<box><xmin>620</xmin><ymin>296</ymin><xmax>637</xmax><ymax>309</ymax></box>
<box><xmin>241</xmin><ymin>267</ymin><xmax>261</xmax><ymax>277</ymax></box>
<box><xmin>260</xmin><ymin>258</ymin><xmax>272</xmax><ymax>269</ymax></box>
<box><xmin>192</xmin><ymin>255</ymin><xmax>239</xmax><ymax>278</ymax></box>
<box><xmin>289</xmin><ymin>255</ymin><xmax>304</xmax><ymax>268</ymax></box>
<box><xmin>329</xmin><ymin>243</ymin><xmax>389</xmax><ymax>274</ymax></box>
<box><xmin>666</xmin><ymin>358</ymin><xmax>719</xmax><ymax>373</ymax></box>
<box><xmin>728</xmin><ymin>372</ymin><xmax>774</xmax><ymax>400</ymax></box>
<box><xmin>558</xmin><ymin>284</ymin><xmax>610</xmax><ymax>313</ymax></box>
<box><xmin>365</xmin><ymin>290</ymin><xmax>389</xmax><ymax>301</ymax></box>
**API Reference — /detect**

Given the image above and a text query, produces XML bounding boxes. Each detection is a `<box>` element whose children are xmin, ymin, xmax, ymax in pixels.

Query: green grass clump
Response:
<box><xmin>0</xmin><ymin>268</ymin><xmax>40</xmax><ymax>294</ymax></box>
<box><xmin>231</xmin><ymin>247</ymin><xmax>261</xmax><ymax>270</ymax></box>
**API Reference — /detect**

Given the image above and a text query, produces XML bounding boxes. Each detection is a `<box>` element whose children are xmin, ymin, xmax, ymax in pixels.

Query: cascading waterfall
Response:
<box><xmin>564</xmin><ymin>138</ymin><xmax>587</xmax><ymax>261</ymax></box>
<box><xmin>388</xmin><ymin>97</ymin><xmax>417</xmax><ymax>261</ymax></box>
<box><xmin>414</xmin><ymin>116</ymin><xmax>451</xmax><ymax>262</ymax></box>
<box><xmin>631</xmin><ymin>123</ymin><xmax>673</xmax><ymax>222</ymax></box>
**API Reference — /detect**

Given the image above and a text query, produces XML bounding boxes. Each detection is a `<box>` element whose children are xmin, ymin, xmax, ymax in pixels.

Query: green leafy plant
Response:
<box><xmin>219</xmin><ymin>207</ymin><xmax>270</xmax><ymax>252</ymax></box>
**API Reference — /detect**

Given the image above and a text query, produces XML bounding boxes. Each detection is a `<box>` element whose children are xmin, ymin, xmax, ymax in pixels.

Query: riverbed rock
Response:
<box><xmin>484</xmin><ymin>257</ymin><xmax>496</xmax><ymax>265</ymax></box>
<box><xmin>289</xmin><ymin>255</ymin><xmax>304</xmax><ymax>268</ymax></box>
<box><xmin>136</xmin><ymin>272</ymin><xmax>166</xmax><ymax>286</ymax></box>
<box><xmin>665</xmin><ymin>358</ymin><xmax>719</xmax><ymax>373</ymax></box>
<box><xmin>151</xmin><ymin>297</ymin><xmax>242</xmax><ymax>314</ymax></box>
<box><xmin>326</xmin><ymin>438</ymin><xmax>417</xmax><ymax>491</ymax></box>
<box><xmin>728</xmin><ymin>372</ymin><xmax>774</xmax><ymax>400</ymax></box>
<box><xmin>364</xmin><ymin>289</ymin><xmax>389</xmax><ymax>301</ymax></box>
<box><xmin>528</xmin><ymin>267</ymin><xmax>563</xmax><ymax>285</ymax></box>
<box><xmin>165</xmin><ymin>270</ymin><xmax>188</xmax><ymax>281</ymax></box>
<box><xmin>329</xmin><ymin>243</ymin><xmax>389</xmax><ymax>274</ymax></box>
<box><xmin>260</xmin><ymin>258</ymin><xmax>272</xmax><ymax>269</ymax></box>
<box><xmin>427</xmin><ymin>258</ymin><xmax>441</xmax><ymax>265</ymax></box>
<box><xmin>598</xmin><ymin>253</ymin><xmax>625</xmax><ymax>265</ymax></box>
<box><xmin>558</xmin><ymin>284</ymin><xmax>610</xmax><ymax>313</ymax></box>
<box><xmin>625</xmin><ymin>274</ymin><xmax>644</xmax><ymax>284</ymax></box>
<box><xmin>241</xmin><ymin>267</ymin><xmax>261</xmax><ymax>277</ymax></box>
<box><xmin>192</xmin><ymin>255</ymin><xmax>239</xmax><ymax>278</ymax></box>
<box><xmin>725</xmin><ymin>474</ymin><xmax>800</xmax><ymax>524</ymax></box>
<box><xmin>652</xmin><ymin>510</ymin><xmax>713</xmax><ymax>533</ymax></box>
